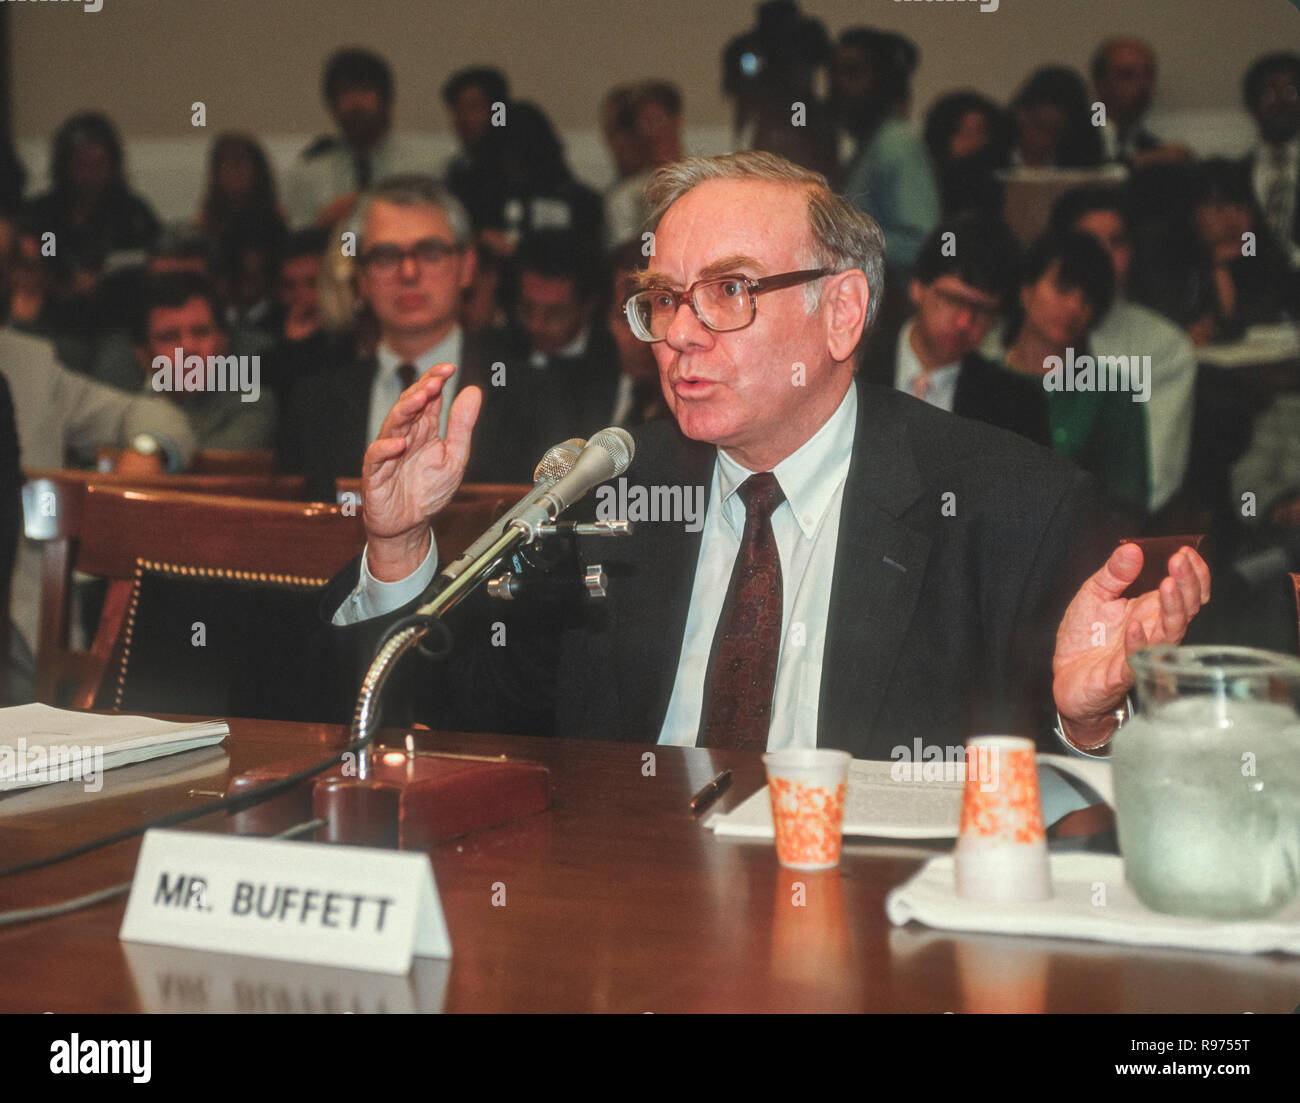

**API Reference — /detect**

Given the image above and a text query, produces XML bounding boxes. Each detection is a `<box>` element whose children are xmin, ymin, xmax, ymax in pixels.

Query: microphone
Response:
<box><xmin>438</xmin><ymin>438</ymin><xmax>584</xmax><ymax>583</ymax></box>
<box><xmin>511</xmin><ymin>428</ymin><xmax>635</xmax><ymax>535</ymax></box>
<box><xmin>416</xmin><ymin>428</ymin><xmax>635</xmax><ymax>619</ymax></box>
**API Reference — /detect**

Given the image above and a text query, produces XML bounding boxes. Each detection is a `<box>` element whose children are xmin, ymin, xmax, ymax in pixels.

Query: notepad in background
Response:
<box><xmin>0</xmin><ymin>703</ymin><xmax>228</xmax><ymax>793</ymax></box>
<box><xmin>706</xmin><ymin>754</ymin><xmax>1113</xmax><ymax>840</ymax></box>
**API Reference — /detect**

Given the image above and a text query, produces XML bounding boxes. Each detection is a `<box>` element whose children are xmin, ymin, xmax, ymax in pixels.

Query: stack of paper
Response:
<box><xmin>0</xmin><ymin>703</ymin><xmax>228</xmax><ymax>793</ymax></box>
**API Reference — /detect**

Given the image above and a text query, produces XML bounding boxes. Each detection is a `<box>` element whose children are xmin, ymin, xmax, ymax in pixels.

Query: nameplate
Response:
<box><xmin>119</xmin><ymin>829</ymin><xmax>451</xmax><ymax>975</ymax></box>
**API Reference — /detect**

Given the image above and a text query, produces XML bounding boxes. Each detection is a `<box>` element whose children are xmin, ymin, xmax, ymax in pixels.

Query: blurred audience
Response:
<box><xmin>1134</xmin><ymin>159</ymin><xmax>1294</xmax><ymax>345</ymax></box>
<box><xmin>199</xmin><ymin>134</ymin><xmax>285</xmax><ymax>244</ymax></box>
<box><xmin>603</xmin><ymin>81</ymin><xmax>685</xmax><ymax>254</ymax></box>
<box><xmin>133</xmin><ymin>273</ymin><xmax>277</xmax><ymax>451</ymax></box>
<box><xmin>442</xmin><ymin>66</ymin><xmax>512</xmax><ymax>235</ymax></box>
<box><xmin>1240</xmin><ymin>51</ymin><xmax>1300</xmax><ymax>274</ymax></box>
<box><xmin>923</xmin><ymin>91</ymin><xmax>1009</xmax><ymax>218</ymax></box>
<box><xmin>472</xmin><ymin>229</ymin><xmax>619</xmax><ymax>482</ymax></box>
<box><xmin>1</xmin><ymin>270</ymin><xmax>197</xmax><ymax>664</ymax></box>
<box><xmin>285</xmin><ymin>48</ymin><xmax>428</xmax><ymax>229</ymax></box>
<box><xmin>864</xmin><ymin>213</ymin><xmax>1048</xmax><ymax>446</ymax></box>
<box><xmin>476</xmin><ymin>101</ymin><xmax>605</xmax><ymax>263</ymax></box>
<box><xmin>607</xmin><ymin>245</ymin><xmax>667</xmax><ymax>429</ymax></box>
<box><xmin>22</xmin><ymin>112</ymin><xmax>160</xmax><ymax>335</ymax></box>
<box><xmin>1090</xmin><ymin>37</ymin><xmax>1191</xmax><ymax>168</ymax></box>
<box><xmin>1008</xmin><ymin>66</ymin><xmax>1104</xmax><ymax>169</ymax></box>
<box><xmin>994</xmin><ymin>230</ymin><xmax>1147</xmax><ymax>524</ymax></box>
<box><xmin>835</xmin><ymin>28</ymin><xmax>939</xmax><ymax>273</ymax></box>
<box><xmin>1051</xmin><ymin>186</ymin><xmax>1197</xmax><ymax>516</ymax></box>
<box><xmin>723</xmin><ymin>0</ymin><xmax>837</xmax><ymax>177</ymax></box>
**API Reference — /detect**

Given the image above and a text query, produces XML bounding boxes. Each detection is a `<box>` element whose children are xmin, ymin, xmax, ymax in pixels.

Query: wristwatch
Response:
<box><xmin>1055</xmin><ymin>697</ymin><xmax>1132</xmax><ymax>758</ymax></box>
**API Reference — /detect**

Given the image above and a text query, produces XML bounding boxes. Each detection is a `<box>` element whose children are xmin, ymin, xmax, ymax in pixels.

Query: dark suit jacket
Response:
<box><xmin>277</xmin><ymin>332</ymin><xmax>494</xmax><ymax>501</ymax></box>
<box><xmin>1242</xmin><ymin>147</ymin><xmax>1300</xmax><ymax>255</ymax></box>
<box><xmin>468</xmin><ymin>323</ymin><xmax>622</xmax><ymax>483</ymax></box>
<box><xmin>321</xmin><ymin>380</ymin><xmax>1104</xmax><ymax>759</ymax></box>
<box><xmin>863</xmin><ymin>315</ymin><xmax>1051</xmax><ymax>447</ymax></box>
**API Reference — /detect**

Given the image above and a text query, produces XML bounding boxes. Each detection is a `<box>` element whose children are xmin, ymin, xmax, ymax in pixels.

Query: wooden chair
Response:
<box><xmin>96</xmin><ymin>447</ymin><xmax>278</xmax><ymax>476</ymax></box>
<box><xmin>27</xmin><ymin>467</ymin><xmax>307</xmax><ymax>503</ymax></box>
<box><xmin>28</xmin><ymin>479</ymin><xmax>518</xmax><ymax>711</ymax></box>
<box><xmin>335</xmin><ymin>478</ymin><xmax>531</xmax><ymax>510</ymax></box>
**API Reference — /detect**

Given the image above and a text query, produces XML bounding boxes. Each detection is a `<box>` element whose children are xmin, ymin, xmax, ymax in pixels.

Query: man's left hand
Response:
<box><xmin>1053</xmin><ymin>543</ymin><xmax>1211</xmax><ymax>749</ymax></box>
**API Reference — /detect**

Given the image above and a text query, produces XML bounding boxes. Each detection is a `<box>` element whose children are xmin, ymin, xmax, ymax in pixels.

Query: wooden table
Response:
<box><xmin>2</xmin><ymin>719</ymin><xmax>1297</xmax><ymax>1014</ymax></box>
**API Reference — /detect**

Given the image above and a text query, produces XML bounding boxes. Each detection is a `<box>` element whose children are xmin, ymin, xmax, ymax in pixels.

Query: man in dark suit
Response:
<box><xmin>469</xmin><ymin>230</ymin><xmax>621</xmax><ymax>482</ymax></box>
<box><xmin>1239</xmin><ymin>51</ymin><xmax>1300</xmax><ymax>278</ymax></box>
<box><xmin>1089</xmin><ymin>37</ymin><xmax>1191</xmax><ymax>169</ymax></box>
<box><xmin>277</xmin><ymin>176</ymin><xmax>486</xmax><ymax>501</ymax></box>
<box><xmin>863</xmin><ymin>214</ymin><xmax>1050</xmax><ymax>448</ymax></box>
<box><xmin>326</xmin><ymin>152</ymin><xmax>1210</xmax><ymax>760</ymax></box>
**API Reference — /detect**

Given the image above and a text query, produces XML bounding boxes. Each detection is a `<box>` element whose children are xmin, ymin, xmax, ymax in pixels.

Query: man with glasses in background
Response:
<box><xmin>863</xmin><ymin>213</ymin><xmax>1049</xmax><ymax>446</ymax></box>
<box><xmin>326</xmin><ymin>152</ymin><xmax>1209</xmax><ymax>761</ymax></box>
<box><xmin>278</xmin><ymin>175</ymin><xmax>484</xmax><ymax>501</ymax></box>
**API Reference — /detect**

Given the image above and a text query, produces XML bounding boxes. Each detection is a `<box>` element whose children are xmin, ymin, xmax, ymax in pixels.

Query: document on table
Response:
<box><xmin>706</xmin><ymin>754</ymin><xmax>1113</xmax><ymax>840</ymax></box>
<box><xmin>0</xmin><ymin>703</ymin><xmax>228</xmax><ymax>792</ymax></box>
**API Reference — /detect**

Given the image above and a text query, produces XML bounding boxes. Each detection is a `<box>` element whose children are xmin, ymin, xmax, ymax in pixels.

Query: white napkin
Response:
<box><xmin>886</xmin><ymin>853</ymin><xmax>1300</xmax><ymax>956</ymax></box>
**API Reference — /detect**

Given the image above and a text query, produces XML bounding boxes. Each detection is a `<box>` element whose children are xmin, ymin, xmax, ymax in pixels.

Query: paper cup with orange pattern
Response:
<box><xmin>954</xmin><ymin>735</ymin><xmax>1051</xmax><ymax>903</ymax></box>
<box><xmin>762</xmin><ymin>749</ymin><xmax>851</xmax><ymax>870</ymax></box>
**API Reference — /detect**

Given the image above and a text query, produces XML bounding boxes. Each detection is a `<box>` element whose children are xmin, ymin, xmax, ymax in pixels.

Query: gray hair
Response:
<box><xmin>350</xmin><ymin>174</ymin><xmax>473</xmax><ymax>252</ymax></box>
<box><xmin>644</xmin><ymin>151</ymin><xmax>886</xmax><ymax>333</ymax></box>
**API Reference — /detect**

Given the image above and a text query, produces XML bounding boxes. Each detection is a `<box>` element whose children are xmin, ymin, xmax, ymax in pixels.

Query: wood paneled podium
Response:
<box><xmin>1</xmin><ymin>719</ymin><xmax>1297</xmax><ymax>1013</ymax></box>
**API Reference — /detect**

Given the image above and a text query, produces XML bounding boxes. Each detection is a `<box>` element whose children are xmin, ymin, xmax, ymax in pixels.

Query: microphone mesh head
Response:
<box><xmin>534</xmin><ymin>438</ymin><xmax>585</xmax><ymax>482</ymax></box>
<box><xmin>588</xmin><ymin>427</ymin><xmax>635</xmax><ymax>476</ymax></box>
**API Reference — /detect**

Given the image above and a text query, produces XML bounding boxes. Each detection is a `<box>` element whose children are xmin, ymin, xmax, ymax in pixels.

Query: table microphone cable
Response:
<box><xmin>0</xmin><ymin>817</ymin><xmax>327</xmax><ymax>928</ymax></box>
<box><xmin>0</xmin><ymin>733</ymin><xmax>371</xmax><ymax>882</ymax></box>
<box><xmin>0</xmin><ymin>614</ymin><xmax>454</xmax><ymax>883</ymax></box>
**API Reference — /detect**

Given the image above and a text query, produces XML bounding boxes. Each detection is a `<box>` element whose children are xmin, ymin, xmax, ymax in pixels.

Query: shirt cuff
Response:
<box><xmin>331</xmin><ymin>529</ymin><xmax>439</xmax><ymax>625</ymax></box>
<box><xmin>1052</xmin><ymin>698</ymin><xmax>1132</xmax><ymax>759</ymax></box>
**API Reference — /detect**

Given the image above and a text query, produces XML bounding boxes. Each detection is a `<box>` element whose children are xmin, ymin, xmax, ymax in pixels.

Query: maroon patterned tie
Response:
<box><xmin>699</xmin><ymin>472</ymin><xmax>786</xmax><ymax>751</ymax></box>
<box><xmin>397</xmin><ymin>363</ymin><xmax>417</xmax><ymax>391</ymax></box>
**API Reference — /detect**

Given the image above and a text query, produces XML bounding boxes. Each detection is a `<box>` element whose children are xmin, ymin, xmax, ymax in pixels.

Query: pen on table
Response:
<box><xmin>689</xmin><ymin>770</ymin><xmax>732</xmax><ymax>815</ymax></box>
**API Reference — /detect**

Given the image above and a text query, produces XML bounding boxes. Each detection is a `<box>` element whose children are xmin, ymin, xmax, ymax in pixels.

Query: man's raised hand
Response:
<box><xmin>1053</xmin><ymin>543</ymin><xmax>1211</xmax><ymax>750</ymax></box>
<box><xmin>361</xmin><ymin>364</ymin><xmax>481</xmax><ymax>581</ymax></box>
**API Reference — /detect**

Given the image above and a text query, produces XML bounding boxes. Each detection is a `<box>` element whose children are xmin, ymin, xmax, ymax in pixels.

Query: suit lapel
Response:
<box><xmin>818</xmin><ymin>382</ymin><xmax>932</xmax><ymax>754</ymax></box>
<box><xmin>952</xmin><ymin>353</ymin><xmax>986</xmax><ymax>422</ymax></box>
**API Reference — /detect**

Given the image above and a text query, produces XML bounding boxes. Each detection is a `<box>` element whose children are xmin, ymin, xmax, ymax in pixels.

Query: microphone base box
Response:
<box><xmin>228</xmin><ymin>750</ymin><xmax>550</xmax><ymax>850</ymax></box>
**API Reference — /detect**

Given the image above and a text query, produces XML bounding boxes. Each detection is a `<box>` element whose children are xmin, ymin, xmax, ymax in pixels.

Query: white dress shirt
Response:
<box><xmin>284</xmin><ymin>134</ymin><xmax>433</xmax><ymax>228</ymax></box>
<box><xmin>892</xmin><ymin>320</ymin><xmax>961</xmax><ymax>412</ymax></box>
<box><xmin>527</xmin><ymin>325</ymin><xmax>589</xmax><ymax>370</ymax></box>
<box><xmin>657</xmin><ymin>384</ymin><xmax>857</xmax><ymax>750</ymax></box>
<box><xmin>1090</xmin><ymin>300</ymin><xmax>1196</xmax><ymax>513</ymax></box>
<box><xmin>1252</xmin><ymin>137</ymin><xmax>1300</xmax><ymax>269</ymax></box>
<box><xmin>367</xmin><ymin>328</ymin><xmax>463</xmax><ymax>448</ymax></box>
<box><xmin>336</xmin><ymin>384</ymin><xmax>857</xmax><ymax>756</ymax></box>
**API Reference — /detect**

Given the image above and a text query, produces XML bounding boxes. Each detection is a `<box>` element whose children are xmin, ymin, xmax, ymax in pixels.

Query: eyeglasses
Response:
<box><xmin>930</xmin><ymin>286</ymin><xmax>1001</xmax><ymax>325</ymax></box>
<box><xmin>360</xmin><ymin>238</ymin><xmax>462</xmax><ymax>274</ymax></box>
<box><xmin>624</xmin><ymin>268</ymin><xmax>834</xmax><ymax>343</ymax></box>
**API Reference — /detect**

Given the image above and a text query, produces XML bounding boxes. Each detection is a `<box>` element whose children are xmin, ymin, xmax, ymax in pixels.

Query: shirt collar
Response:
<box><xmin>529</xmin><ymin>324</ymin><xmax>590</xmax><ymax>369</ymax></box>
<box><xmin>896</xmin><ymin>319</ymin><xmax>960</xmax><ymax>390</ymax></box>
<box><xmin>377</xmin><ymin>326</ymin><xmax>462</xmax><ymax>379</ymax></box>
<box><xmin>716</xmin><ymin>383</ymin><xmax>858</xmax><ymax>541</ymax></box>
